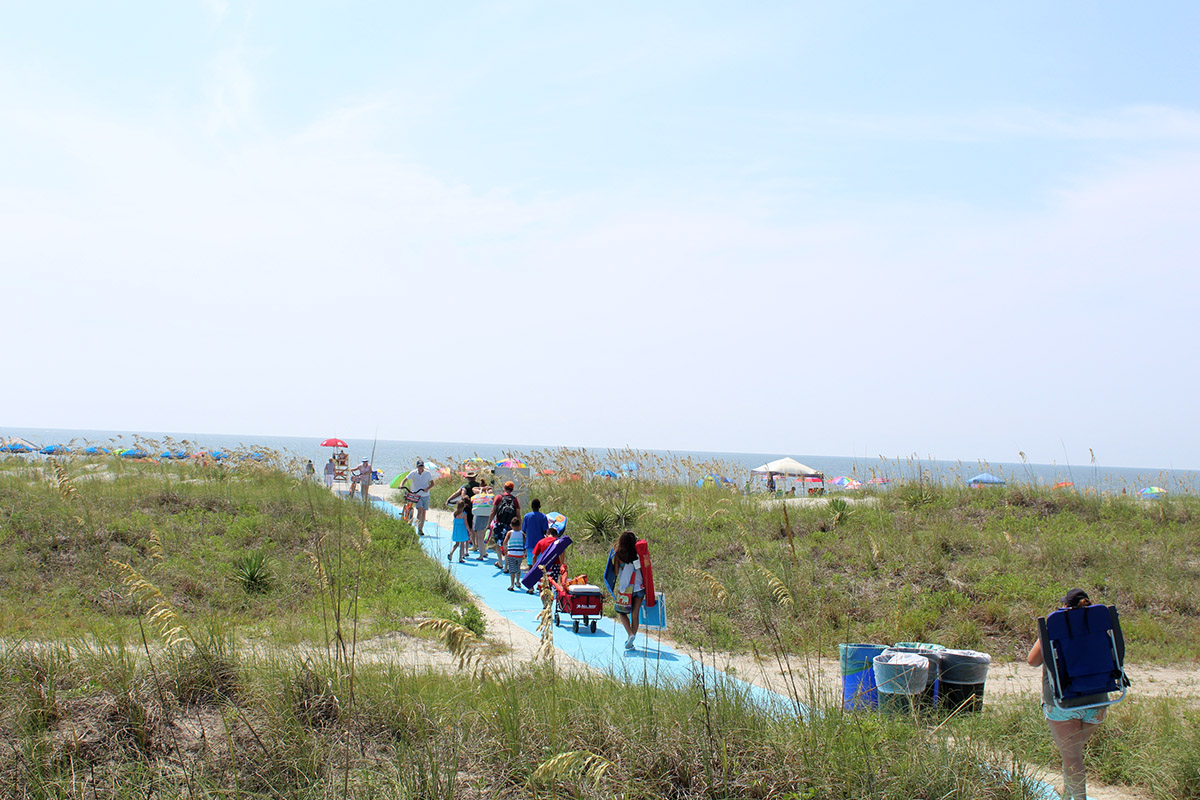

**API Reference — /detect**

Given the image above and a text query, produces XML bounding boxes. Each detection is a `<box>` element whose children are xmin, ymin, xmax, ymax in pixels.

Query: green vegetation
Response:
<box><xmin>2</xmin><ymin>447</ymin><xmax>1198</xmax><ymax>798</ymax></box>
<box><xmin>506</xmin><ymin>448</ymin><xmax>1200</xmax><ymax>662</ymax></box>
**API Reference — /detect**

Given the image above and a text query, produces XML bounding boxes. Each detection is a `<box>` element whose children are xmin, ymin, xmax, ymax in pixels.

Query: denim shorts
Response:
<box><xmin>1043</xmin><ymin>703</ymin><xmax>1107</xmax><ymax>724</ymax></box>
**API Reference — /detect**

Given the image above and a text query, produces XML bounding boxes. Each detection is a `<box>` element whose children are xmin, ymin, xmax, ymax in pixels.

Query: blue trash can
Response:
<box><xmin>838</xmin><ymin>643</ymin><xmax>888</xmax><ymax>709</ymax></box>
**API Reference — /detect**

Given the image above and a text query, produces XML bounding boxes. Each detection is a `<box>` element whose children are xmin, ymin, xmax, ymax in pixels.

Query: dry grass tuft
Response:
<box><xmin>528</xmin><ymin>749</ymin><xmax>614</xmax><ymax>789</ymax></box>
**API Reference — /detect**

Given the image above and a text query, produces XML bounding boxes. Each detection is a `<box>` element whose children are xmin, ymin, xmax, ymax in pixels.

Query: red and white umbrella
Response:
<box><xmin>320</xmin><ymin>438</ymin><xmax>348</xmax><ymax>448</ymax></box>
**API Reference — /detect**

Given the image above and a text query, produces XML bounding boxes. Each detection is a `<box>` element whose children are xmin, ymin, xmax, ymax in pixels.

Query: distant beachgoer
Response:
<box><xmin>447</xmin><ymin>497</ymin><xmax>471</xmax><ymax>562</ymax></box>
<box><xmin>401</xmin><ymin>459</ymin><xmax>436</xmax><ymax>535</ymax></box>
<box><xmin>323</xmin><ymin>458</ymin><xmax>335</xmax><ymax>488</ymax></box>
<box><xmin>612</xmin><ymin>531</ymin><xmax>646</xmax><ymax>650</ymax></box>
<box><xmin>766</xmin><ymin>473</ymin><xmax>776</xmax><ymax>493</ymax></box>
<box><xmin>522</xmin><ymin>498</ymin><xmax>549</xmax><ymax>567</ymax></box>
<box><xmin>446</xmin><ymin>467</ymin><xmax>482</xmax><ymax>507</ymax></box>
<box><xmin>305</xmin><ymin>459</ymin><xmax>316</xmax><ymax>480</ymax></box>
<box><xmin>472</xmin><ymin>485</ymin><xmax>494</xmax><ymax>559</ymax></box>
<box><xmin>530</xmin><ymin>526</ymin><xmax>565</xmax><ymax>596</ymax></box>
<box><xmin>1027</xmin><ymin>588</ymin><xmax>1106</xmax><ymax>800</ymax></box>
<box><xmin>351</xmin><ymin>458</ymin><xmax>372</xmax><ymax>502</ymax></box>
<box><xmin>502</xmin><ymin>515</ymin><xmax>525</xmax><ymax>590</ymax></box>
<box><xmin>488</xmin><ymin>481</ymin><xmax>521</xmax><ymax>571</ymax></box>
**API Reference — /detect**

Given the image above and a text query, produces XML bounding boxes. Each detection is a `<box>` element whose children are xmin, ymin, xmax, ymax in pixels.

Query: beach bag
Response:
<box><xmin>494</xmin><ymin>493</ymin><xmax>519</xmax><ymax>525</ymax></box>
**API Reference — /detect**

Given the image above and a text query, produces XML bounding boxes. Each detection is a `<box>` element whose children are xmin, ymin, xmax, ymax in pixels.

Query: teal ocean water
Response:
<box><xmin>2</xmin><ymin>426</ymin><xmax>1195</xmax><ymax>494</ymax></box>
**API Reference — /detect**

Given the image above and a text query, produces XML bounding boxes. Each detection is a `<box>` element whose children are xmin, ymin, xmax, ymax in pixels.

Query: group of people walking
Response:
<box><xmin>439</xmin><ymin>467</ymin><xmax>647</xmax><ymax>650</ymax></box>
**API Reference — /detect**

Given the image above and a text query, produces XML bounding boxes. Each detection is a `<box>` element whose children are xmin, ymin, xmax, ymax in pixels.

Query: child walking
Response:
<box><xmin>447</xmin><ymin>497</ymin><xmax>471</xmax><ymax>562</ymax></box>
<box><xmin>502</xmin><ymin>516</ymin><xmax>525</xmax><ymax>591</ymax></box>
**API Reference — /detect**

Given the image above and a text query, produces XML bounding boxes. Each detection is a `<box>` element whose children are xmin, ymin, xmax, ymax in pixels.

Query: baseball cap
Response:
<box><xmin>416</xmin><ymin>459</ymin><xmax>425</xmax><ymax>466</ymax></box>
<box><xmin>1062</xmin><ymin>588</ymin><xmax>1090</xmax><ymax>608</ymax></box>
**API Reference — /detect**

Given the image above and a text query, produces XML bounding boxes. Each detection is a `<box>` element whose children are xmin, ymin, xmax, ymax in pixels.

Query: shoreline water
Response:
<box><xmin>3</xmin><ymin>424</ymin><xmax>1196</xmax><ymax>494</ymax></box>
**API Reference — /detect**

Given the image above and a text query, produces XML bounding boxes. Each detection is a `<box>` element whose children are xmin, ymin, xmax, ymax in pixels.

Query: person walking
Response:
<box><xmin>351</xmin><ymin>458</ymin><xmax>372</xmax><ymax>502</ymax></box>
<box><xmin>488</xmin><ymin>482</ymin><xmax>521</xmax><ymax>572</ymax></box>
<box><xmin>502</xmin><ymin>516</ymin><xmax>525</xmax><ymax>590</ymax></box>
<box><xmin>323</xmin><ymin>458</ymin><xmax>336</xmax><ymax>489</ymax></box>
<box><xmin>446</xmin><ymin>496</ymin><xmax>471</xmax><ymax>562</ymax></box>
<box><xmin>522</xmin><ymin>498</ymin><xmax>549</xmax><ymax>568</ymax></box>
<box><xmin>400</xmin><ymin>459</ymin><xmax>436</xmax><ymax>535</ymax></box>
<box><xmin>1027</xmin><ymin>588</ymin><xmax>1108</xmax><ymax>800</ymax></box>
<box><xmin>472</xmin><ymin>485</ymin><xmax>494</xmax><ymax>559</ymax></box>
<box><xmin>611</xmin><ymin>531</ymin><xmax>646</xmax><ymax>651</ymax></box>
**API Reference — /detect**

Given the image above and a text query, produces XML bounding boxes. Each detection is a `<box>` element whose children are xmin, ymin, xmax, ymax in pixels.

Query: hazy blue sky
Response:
<box><xmin>3</xmin><ymin>2</ymin><xmax>1198</xmax><ymax>468</ymax></box>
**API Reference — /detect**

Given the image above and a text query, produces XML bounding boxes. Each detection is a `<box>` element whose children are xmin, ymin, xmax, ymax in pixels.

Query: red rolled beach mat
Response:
<box><xmin>635</xmin><ymin>539</ymin><xmax>656</xmax><ymax>607</ymax></box>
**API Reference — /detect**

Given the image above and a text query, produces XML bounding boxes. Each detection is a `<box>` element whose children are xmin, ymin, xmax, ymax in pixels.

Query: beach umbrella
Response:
<box><xmin>39</xmin><ymin>445</ymin><xmax>71</xmax><ymax>455</ymax></box>
<box><xmin>243</xmin><ymin>452</ymin><xmax>265</xmax><ymax>461</ymax></box>
<box><xmin>389</xmin><ymin>474</ymin><xmax>407</xmax><ymax>489</ymax></box>
<box><xmin>831</xmin><ymin>476</ymin><xmax>862</xmax><ymax>490</ymax></box>
<box><xmin>320</xmin><ymin>438</ymin><xmax>348</xmax><ymax>448</ymax></box>
<box><xmin>1139</xmin><ymin>486</ymin><xmax>1166</xmax><ymax>498</ymax></box>
<box><xmin>211</xmin><ymin>450</ymin><xmax>228</xmax><ymax>460</ymax></box>
<box><xmin>120</xmin><ymin>448</ymin><xmax>149</xmax><ymax>459</ymax></box>
<box><xmin>1053</xmin><ymin>481</ymin><xmax>1074</xmax><ymax>490</ymax></box>
<box><xmin>540</xmin><ymin>469</ymin><xmax>556</xmax><ymax>475</ymax></box>
<box><xmin>594</xmin><ymin>469</ymin><xmax>618</xmax><ymax>479</ymax></box>
<box><xmin>1</xmin><ymin>438</ymin><xmax>37</xmax><ymax>453</ymax></box>
<box><xmin>160</xmin><ymin>450</ymin><xmax>188</xmax><ymax>459</ymax></box>
<box><xmin>82</xmin><ymin>446</ymin><xmax>111</xmax><ymax>455</ymax></box>
<box><xmin>497</xmin><ymin>458</ymin><xmax>528</xmax><ymax>468</ymax></box>
<box><xmin>967</xmin><ymin>472</ymin><xmax>1005</xmax><ymax>486</ymax></box>
<box><xmin>867</xmin><ymin>477</ymin><xmax>891</xmax><ymax>485</ymax></box>
<box><xmin>619</xmin><ymin>461</ymin><xmax>639</xmax><ymax>472</ymax></box>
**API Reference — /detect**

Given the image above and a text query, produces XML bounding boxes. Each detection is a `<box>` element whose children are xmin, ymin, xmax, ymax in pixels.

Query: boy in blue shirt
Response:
<box><xmin>523</xmin><ymin>498</ymin><xmax>549</xmax><ymax>567</ymax></box>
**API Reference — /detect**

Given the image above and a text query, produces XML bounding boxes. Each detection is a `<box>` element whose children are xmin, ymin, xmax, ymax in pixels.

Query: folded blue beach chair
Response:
<box><xmin>1037</xmin><ymin>604</ymin><xmax>1130</xmax><ymax>711</ymax></box>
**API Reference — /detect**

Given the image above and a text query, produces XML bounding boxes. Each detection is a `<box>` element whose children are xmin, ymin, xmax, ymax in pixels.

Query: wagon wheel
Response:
<box><xmin>573</xmin><ymin>621</ymin><xmax>579</xmax><ymax>633</ymax></box>
<box><xmin>589</xmin><ymin>621</ymin><xmax>597</xmax><ymax>633</ymax></box>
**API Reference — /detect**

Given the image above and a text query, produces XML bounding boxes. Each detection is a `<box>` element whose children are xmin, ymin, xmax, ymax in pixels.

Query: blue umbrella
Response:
<box><xmin>82</xmin><ymin>446</ymin><xmax>111</xmax><ymax>455</ymax></box>
<box><xmin>211</xmin><ymin>450</ymin><xmax>228</xmax><ymax>460</ymax></box>
<box><xmin>619</xmin><ymin>461</ymin><xmax>640</xmax><ymax>472</ymax></box>
<box><xmin>967</xmin><ymin>472</ymin><xmax>1005</xmax><ymax>486</ymax></box>
<box><xmin>160</xmin><ymin>450</ymin><xmax>188</xmax><ymax>460</ymax></box>
<box><xmin>120</xmin><ymin>448</ymin><xmax>150</xmax><ymax>459</ymax></box>
<box><xmin>245</xmin><ymin>452</ymin><xmax>265</xmax><ymax>461</ymax></box>
<box><xmin>1</xmin><ymin>442</ymin><xmax>36</xmax><ymax>453</ymax></box>
<box><xmin>40</xmin><ymin>445</ymin><xmax>71</xmax><ymax>455</ymax></box>
<box><xmin>594</xmin><ymin>469</ymin><xmax>618</xmax><ymax>479</ymax></box>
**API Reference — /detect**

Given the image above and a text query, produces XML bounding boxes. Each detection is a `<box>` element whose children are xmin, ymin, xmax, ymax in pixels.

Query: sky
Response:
<box><xmin>2</xmin><ymin>1</ymin><xmax>1198</xmax><ymax>469</ymax></box>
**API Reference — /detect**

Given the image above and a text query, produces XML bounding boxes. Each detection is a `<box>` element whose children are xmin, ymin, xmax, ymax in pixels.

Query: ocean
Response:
<box><xmin>2</xmin><ymin>425</ymin><xmax>1196</xmax><ymax>495</ymax></box>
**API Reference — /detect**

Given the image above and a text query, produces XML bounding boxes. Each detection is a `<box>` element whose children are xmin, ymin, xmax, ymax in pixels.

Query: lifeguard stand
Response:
<box><xmin>333</xmin><ymin>451</ymin><xmax>349</xmax><ymax>482</ymax></box>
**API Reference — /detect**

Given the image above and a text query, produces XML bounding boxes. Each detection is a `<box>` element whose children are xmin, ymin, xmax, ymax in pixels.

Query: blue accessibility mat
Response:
<box><xmin>376</xmin><ymin>500</ymin><xmax>801</xmax><ymax>716</ymax></box>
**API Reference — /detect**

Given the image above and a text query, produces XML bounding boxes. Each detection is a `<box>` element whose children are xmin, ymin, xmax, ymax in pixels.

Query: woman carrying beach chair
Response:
<box><xmin>1027</xmin><ymin>587</ymin><xmax>1130</xmax><ymax>800</ymax></box>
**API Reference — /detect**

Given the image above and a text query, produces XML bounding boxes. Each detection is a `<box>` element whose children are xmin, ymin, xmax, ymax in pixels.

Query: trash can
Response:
<box><xmin>839</xmin><ymin>643</ymin><xmax>888</xmax><ymax>709</ymax></box>
<box><xmin>939</xmin><ymin>649</ymin><xmax>991</xmax><ymax>714</ymax></box>
<box><xmin>889</xmin><ymin>643</ymin><xmax>947</xmax><ymax>710</ymax></box>
<box><xmin>872</xmin><ymin>650</ymin><xmax>930</xmax><ymax>715</ymax></box>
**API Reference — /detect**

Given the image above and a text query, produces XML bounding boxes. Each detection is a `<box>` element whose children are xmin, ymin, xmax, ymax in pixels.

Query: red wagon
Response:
<box><xmin>549</xmin><ymin>576</ymin><xmax>604</xmax><ymax>633</ymax></box>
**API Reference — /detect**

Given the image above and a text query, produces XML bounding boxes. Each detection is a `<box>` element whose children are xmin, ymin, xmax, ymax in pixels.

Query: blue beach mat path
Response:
<box><xmin>373</xmin><ymin>499</ymin><xmax>799</xmax><ymax>716</ymax></box>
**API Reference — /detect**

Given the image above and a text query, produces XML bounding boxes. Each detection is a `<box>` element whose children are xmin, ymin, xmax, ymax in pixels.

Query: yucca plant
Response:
<box><xmin>828</xmin><ymin>497</ymin><xmax>853</xmax><ymax>527</ymax></box>
<box><xmin>233</xmin><ymin>550</ymin><xmax>274</xmax><ymax>594</ymax></box>
<box><xmin>610</xmin><ymin>497</ymin><xmax>644</xmax><ymax>529</ymax></box>
<box><xmin>581</xmin><ymin>508</ymin><xmax>616</xmax><ymax>541</ymax></box>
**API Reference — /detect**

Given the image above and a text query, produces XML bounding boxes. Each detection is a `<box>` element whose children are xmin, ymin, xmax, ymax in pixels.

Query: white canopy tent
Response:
<box><xmin>750</xmin><ymin>457</ymin><xmax>824</xmax><ymax>480</ymax></box>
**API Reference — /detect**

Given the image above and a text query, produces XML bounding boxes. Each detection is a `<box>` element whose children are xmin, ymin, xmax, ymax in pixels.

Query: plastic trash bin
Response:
<box><xmin>939</xmin><ymin>649</ymin><xmax>991</xmax><ymax>714</ymax></box>
<box><xmin>873</xmin><ymin>650</ymin><xmax>930</xmax><ymax>715</ymax></box>
<box><xmin>838</xmin><ymin>643</ymin><xmax>888</xmax><ymax>709</ymax></box>
<box><xmin>889</xmin><ymin>643</ymin><xmax>946</xmax><ymax>710</ymax></box>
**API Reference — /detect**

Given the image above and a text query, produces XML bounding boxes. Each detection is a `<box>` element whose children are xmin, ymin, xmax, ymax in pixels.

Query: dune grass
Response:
<box><xmin>473</xmin><ymin>447</ymin><xmax>1200</xmax><ymax>663</ymax></box>
<box><xmin>3</xmin><ymin>447</ymin><xmax>1198</xmax><ymax>798</ymax></box>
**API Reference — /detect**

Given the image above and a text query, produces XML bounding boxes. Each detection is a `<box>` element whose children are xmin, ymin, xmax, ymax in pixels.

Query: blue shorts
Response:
<box><xmin>1043</xmin><ymin>703</ymin><xmax>1107</xmax><ymax>724</ymax></box>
